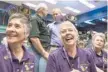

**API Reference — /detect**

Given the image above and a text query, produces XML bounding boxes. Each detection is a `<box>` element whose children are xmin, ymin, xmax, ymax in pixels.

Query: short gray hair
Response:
<box><xmin>8</xmin><ymin>13</ymin><xmax>32</xmax><ymax>37</ymax></box>
<box><xmin>92</xmin><ymin>32</ymin><xmax>105</xmax><ymax>43</ymax></box>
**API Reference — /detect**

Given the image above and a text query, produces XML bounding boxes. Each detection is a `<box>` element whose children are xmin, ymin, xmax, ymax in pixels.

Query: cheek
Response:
<box><xmin>60</xmin><ymin>36</ymin><xmax>65</xmax><ymax>42</ymax></box>
<box><xmin>19</xmin><ymin>31</ymin><xmax>26</xmax><ymax>39</ymax></box>
<box><xmin>101</xmin><ymin>42</ymin><xmax>104</xmax><ymax>46</ymax></box>
<box><xmin>92</xmin><ymin>41</ymin><xmax>96</xmax><ymax>46</ymax></box>
<box><xmin>94</xmin><ymin>41</ymin><xmax>97</xmax><ymax>45</ymax></box>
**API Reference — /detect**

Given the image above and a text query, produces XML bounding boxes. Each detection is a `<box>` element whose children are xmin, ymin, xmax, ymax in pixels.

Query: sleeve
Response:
<box><xmin>29</xmin><ymin>19</ymin><xmax>40</xmax><ymax>37</ymax></box>
<box><xmin>45</xmin><ymin>54</ymin><xmax>57</xmax><ymax>72</ymax></box>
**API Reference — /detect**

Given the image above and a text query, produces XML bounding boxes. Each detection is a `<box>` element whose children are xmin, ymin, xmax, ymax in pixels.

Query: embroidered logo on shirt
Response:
<box><xmin>4</xmin><ymin>55</ymin><xmax>9</xmax><ymax>60</ymax></box>
<box><xmin>80</xmin><ymin>64</ymin><xmax>88</xmax><ymax>72</ymax></box>
<box><xmin>23</xmin><ymin>61</ymin><xmax>35</xmax><ymax>72</ymax></box>
<box><xmin>70</xmin><ymin>69</ymin><xmax>80</xmax><ymax>72</ymax></box>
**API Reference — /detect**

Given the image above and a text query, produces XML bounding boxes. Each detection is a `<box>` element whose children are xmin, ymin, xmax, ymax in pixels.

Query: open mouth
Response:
<box><xmin>7</xmin><ymin>33</ymin><xmax>17</xmax><ymax>38</ymax></box>
<box><xmin>65</xmin><ymin>35</ymin><xmax>74</xmax><ymax>42</ymax></box>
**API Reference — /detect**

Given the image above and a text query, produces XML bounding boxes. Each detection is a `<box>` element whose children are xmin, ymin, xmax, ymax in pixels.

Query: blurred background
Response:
<box><xmin>0</xmin><ymin>0</ymin><xmax>107</xmax><ymax>46</ymax></box>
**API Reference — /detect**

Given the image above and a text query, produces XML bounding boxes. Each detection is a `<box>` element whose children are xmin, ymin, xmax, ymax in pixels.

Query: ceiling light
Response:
<box><xmin>45</xmin><ymin>0</ymin><xmax>57</xmax><ymax>4</ymax></box>
<box><xmin>79</xmin><ymin>0</ymin><xmax>95</xmax><ymax>8</ymax></box>
<box><xmin>84</xmin><ymin>20</ymin><xmax>94</xmax><ymax>25</ymax></box>
<box><xmin>24</xmin><ymin>2</ymin><xmax>37</xmax><ymax>8</ymax></box>
<box><xmin>64</xmin><ymin>6</ymin><xmax>81</xmax><ymax>14</ymax></box>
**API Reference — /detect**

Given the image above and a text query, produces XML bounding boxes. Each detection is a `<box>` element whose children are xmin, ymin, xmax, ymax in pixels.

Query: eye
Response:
<box><xmin>68</xmin><ymin>29</ymin><xmax>73</xmax><ymax>32</ymax></box>
<box><xmin>7</xmin><ymin>23</ymin><xmax>12</xmax><ymax>27</ymax></box>
<box><xmin>61</xmin><ymin>30</ymin><xmax>66</xmax><ymax>34</ymax></box>
<box><xmin>15</xmin><ymin>24</ymin><xmax>21</xmax><ymax>29</ymax></box>
<box><xmin>100</xmin><ymin>40</ymin><xmax>104</xmax><ymax>42</ymax></box>
<box><xmin>96</xmin><ymin>39</ymin><xmax>99</xmax><ymax>41</ymax></box>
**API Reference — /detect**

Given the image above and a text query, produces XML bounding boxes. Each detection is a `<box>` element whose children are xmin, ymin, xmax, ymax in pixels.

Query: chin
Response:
<box><xmin>8</xmin><ymin>41</ymin><xmax>16</xmax><ymax>44</ymax></box>
<box><xmin>95</xmin><ymin>46</ymin><xmax>102</xmax><ymax>50</ymax></box>
<box><xmin>66</xmin><ymin>42</ymin><xmax>75</xmax><ymax>46</ymax></box>
<box><xmin>8</xmin><ymin>39</ymin><xmax>19</xmax><ymax>44</ymax></box>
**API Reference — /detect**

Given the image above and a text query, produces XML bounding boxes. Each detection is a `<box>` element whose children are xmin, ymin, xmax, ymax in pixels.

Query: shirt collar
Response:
<box><xmin>96</xmin><ymin>50</ymin><xmax>103</xmax><ymax>57</ymax></box>
<box><xmin>92</xmin><ymin>47</ymin><xmax>103</xmax><ymax>57</ymax></box>
<box><xmin>61</xmin><ymin>47</ymin><xmax>80</xmax><ymax>68</ymax></box>
<box><xmin>61</xmin><ymin>47</ymin><xmax>79</xmax><ymax>59</ymax></box>
<box><xmin>11</xmin><ymin>46</ymin><xmax>30</xmax><ymax>63</ymax></box>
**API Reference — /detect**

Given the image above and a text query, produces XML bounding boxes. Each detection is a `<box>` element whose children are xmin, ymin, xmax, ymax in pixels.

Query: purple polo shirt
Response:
<box><xmin>46</xmin><ymin>47</ymin><xmax>96</xmax><ymax>72</ymax></box>
<box><xmin>0</xmin><ymin>44</ymin><xmax>35</xmax><ymax>72</ymax></box>
<box><xmin>86</xmin><ymin>48</ymin><xmax>108</xmax><ymax>72</ymax></box>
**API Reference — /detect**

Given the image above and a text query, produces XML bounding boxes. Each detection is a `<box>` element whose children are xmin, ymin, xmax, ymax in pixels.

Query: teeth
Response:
<box><xmin>8</xmin><ymin>34</ymin><xmax>16</xmax><ymax>37</ymax></box>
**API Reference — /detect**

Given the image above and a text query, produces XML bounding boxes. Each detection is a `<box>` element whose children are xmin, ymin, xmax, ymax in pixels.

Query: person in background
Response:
<box><xmin>52</xmin><ymin>8</ymin><xmax>62</xmax><ymax>20</ymax></box>
<box><xmin>46</xmin><ymin>21</ymin><xmax>96</xmax><ymax>72</ymax></box>
<box><xmin>86</xmin><ymin>33</ymin><xmax>107</xmax><ymax>72</ymax></box>
<box><xmin>77</xmin><ymin>40</ymin><xmax>86</xmax><ymax>49</ymax></box>
<box><xmin>0</xmin><ymin>13</ymin><xmax>35</xmax><ymax>72</ymax></box>
<box><xmin>47</xmin><ymin>8</ymin><xmax>64</xmax><ymax>52</ymax></box>
<box><xmin>29</xmin><ymin>3</ymin><xmax>50</xmax><ymax>72</ymax></box>
<box><xmin>86</xmin><ymin>30</ymin><xmax>97</xmax><ymax>48</ymax></box>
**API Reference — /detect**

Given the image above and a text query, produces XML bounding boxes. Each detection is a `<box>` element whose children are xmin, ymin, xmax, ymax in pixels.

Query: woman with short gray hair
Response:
<box><xmin>46</xmin><ymin>21</ymin><xmax>96</xmax><ymax>72</ymax></box>
<box><xmin>0</xmin><ymin>13</ymin><xmax>35</xmax><ymax>72</ymax></box>
<box><xmin>86</xmin><ymin>33</ymin><xmax>107</xmax><ymax>72</ymax></box>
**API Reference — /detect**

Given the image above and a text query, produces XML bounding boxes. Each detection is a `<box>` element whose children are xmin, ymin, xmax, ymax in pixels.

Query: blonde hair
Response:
<box><xmin>52</xmin><ymin>8</ymin><xmax>62</xmax><ymax>14</ymax></box>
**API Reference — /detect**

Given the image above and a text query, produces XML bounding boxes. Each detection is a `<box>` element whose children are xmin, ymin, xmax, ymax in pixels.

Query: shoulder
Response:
<box><xmin>0</xmin><ymin>44</ymin><xmax>6</xmax><ymax>54</ymax></box>
<box><xmin>49</xmin><ymin>48</ymin><xmax>62</xmax><ymax>59</ymax></box>
<box><xmin>84</xmin><ymin>48</ymin><xmax>93</xmax><ymax>55</ymax></box>
<box><xmin>78</xmin><ymin>48</ymin><xmax>88</xmax><ymax>54</ymax></box>
<box><xmin>78</xmin><ymin>48</ymin><xmax>93</xmax><ymax>58</ymax></box>
<box><xmin>102</xmin><ymin>50</ymin><xmax>108</xmax><ymax>57</ymax></box>
<box><xmin>0</xmin><ymin>44</ymin><xmax>8</xmax><ymax>61</ymax></box>
<box><xmin>47</xmin><ymin>22</ymin><xmax>54</xmax><ymax>27</ymax></box>
<box><xmin>26</xmin><ymin>50</ymin><xmax>35</xmax><ymax>60</ymax></box>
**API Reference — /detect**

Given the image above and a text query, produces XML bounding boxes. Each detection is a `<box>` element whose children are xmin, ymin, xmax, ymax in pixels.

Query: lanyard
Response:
<box><xmin>63</xmin><ymin>48</ymin><xmax>80</xmax><ymax>70</ymax></box>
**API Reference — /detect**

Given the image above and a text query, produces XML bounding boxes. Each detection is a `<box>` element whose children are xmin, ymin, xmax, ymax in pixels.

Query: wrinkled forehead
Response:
<box><xmin>9</xmin><ymin>18</ymin><xmax>22</xmax><ymax>25</ymax></box>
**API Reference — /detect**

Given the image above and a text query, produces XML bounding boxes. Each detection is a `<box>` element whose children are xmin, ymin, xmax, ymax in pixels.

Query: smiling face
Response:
<box><xmin>6</xmin><ymin>18</ymin><xmax>25</xmax><ymax>44</ymax></box>
<box><xmin>60</xmin><ymin>21</ymin><xmax>78</xmax><ymax>46</ymax></box>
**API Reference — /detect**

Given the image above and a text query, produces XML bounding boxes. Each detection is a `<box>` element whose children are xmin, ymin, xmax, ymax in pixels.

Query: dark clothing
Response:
<box><xmin>29</xmin><ymin>14</ymin><xmax>50</xmax><ymax>50</ymax></box>
<box><xmin>46</xmin><ymin>47</ymin><xmax>96</xmax><ymax>72</ymax></box>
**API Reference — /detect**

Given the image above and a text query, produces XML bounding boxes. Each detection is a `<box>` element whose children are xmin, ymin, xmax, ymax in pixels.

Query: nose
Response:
<box><xmin>6</xmin><ymin>25</ymin><xmax>15</xmax><ymax>32</ymax></box>
<box><xmin>66</xmin><ymin>30</ymin><xmax>70</xmax><ymax>34</ymax></box>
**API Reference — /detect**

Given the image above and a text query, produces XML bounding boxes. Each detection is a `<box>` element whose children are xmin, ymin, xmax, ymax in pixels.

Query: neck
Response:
<box><xmin>65</xmin><ymin>44</ymin><xmax>77</xmax><ymax>58</ymax></box>
<box><xmin>9</xmin><ymin>43</ymin><xmax>24</xmax><ymax>62</ymax></box>
<box><xmin>94</xmin><ymin>47</ymin><xmax>102</xmax><ymax>55</ymax></box>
